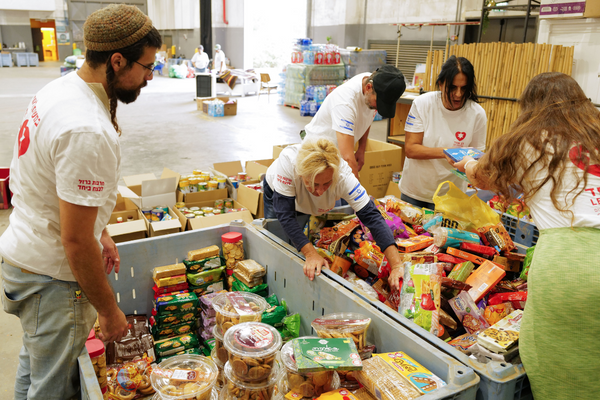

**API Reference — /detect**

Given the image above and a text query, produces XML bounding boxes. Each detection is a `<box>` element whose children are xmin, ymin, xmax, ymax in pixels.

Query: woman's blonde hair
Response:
<box><xmin>295</xmin><ymin>138</ymin><xmax>341</xmax><ymax>191</ymax></box>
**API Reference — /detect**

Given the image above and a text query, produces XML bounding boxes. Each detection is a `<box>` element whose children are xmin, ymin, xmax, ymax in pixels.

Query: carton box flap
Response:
<box><xmin>106</xmin><ymin>218</ymin><xmax>147</xmax><ymax>237</ymax></box>
<box><xmin>213</xmin><ymin>161</ymin><xmax>243</xmax><ymax>178</ymax></box>
<box><xmin>181</xmin><ymin>188</ymin><xmax>228</xmax><ymax>204</ymax></box>
<box><xmin>160</xmin><ymin>168</ymin><xmax>181</xmax><ymax>185</ymax></box>
<box><xmin>118</xmin><ymin>185</ymin><xmax>142</xmax><ymax>207</ymax></box>
<box><xmin>188</xmin><ymin>206</ymin><xmax>253</xmax><ymax>230</ymax></box>
<box><xmin>150</xmin><ymin>207</ymin><xmax>182</xmax><ymax>232</ymax></box>
<box><xmin>141</xmin><ymin>176</ymin><xmax>177</xmax><ymax>197</ymax></box>
<box><xmin>237</xmin><ymin>184</ymin><xmax>261</xmax><ymax>214</ymax></box>
<box><xmin>142</xmin><ymin>193</ymin><xmax>177</xmax><ymax>209</ymax></box>
<box><xmin>123</xmin><ymin>173</ymin><xmax>156</xmax><ymax>188</ymax></box>
<box><xmin>385</xmin><ymin>181</ymin><xmax>402</xmax><ymax>198</ymax></box>
<box><xmin>245</xmin><ymin>160</ymin><xmax>271</xmax><ymax>179</ymax></box>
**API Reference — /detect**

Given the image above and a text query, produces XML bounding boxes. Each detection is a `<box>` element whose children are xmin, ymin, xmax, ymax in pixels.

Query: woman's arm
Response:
<box><xmin>405</xmin><ymin>131</ymin><xmax>447</xmax><ymax>160</ymax></box>
<box><xmin>454</xmin><ymin>156</ymin><xmax>491</xmax><ymax>190</ymax></box>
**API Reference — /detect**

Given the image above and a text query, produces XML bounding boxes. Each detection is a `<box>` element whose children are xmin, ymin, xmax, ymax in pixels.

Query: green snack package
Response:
<box><xmin>187</xmin><ymin>266</ymin><xmax>225</xmax><ymax>286</ymax></box>
<box><xmin>157</xmin><ymin>347</ymin><xmax>203</xmax><ymax>363</ymax></box>
<box><xmin>183</xmin><ymin>256</ymin><xmax>225</xmax><ymax>273</ymax></box>
<box><xmin>281</xmin><ymin>299</ymin><xmax>289</xmax><ymax>314</ymax></box>
<box><xmin>152</xmin><ymin>311</ymin><xmax>196</xmax><ymax>328</ymax></box>
<box><xmin>280</xmin><ymin>313</ymin><xmax>301</xmax><ymax>341</ymax></box>
<box><xmin>231</xmin><ymin>275</ymin><xmax>269</xmax><ymax>297</ymax></box>
<box><xmin>204</xmin><ymin>337</ymin><xmax>216</xmax><ymax>351</ymax></box>
<box><xmin>152</xmin><ymin>321</ymin><xmax>196</xmax><ymax>340</ymax></box>
<box><xmin>154</xmin><ymin>292</ymin><xmax>199</xmax><ymax>315</ymax></box>
<box><xmin>261</xmin><ymin>305</ymin><xmax>286</xmax><ymax>327</ymax></box>
<box><xmin>265</xmin><ymin>293</ymin><xmax>279</xmax><ymax>307</ymax></box>
<box><xmin>446</xmin><ymin>261</ymin><xmax>475</xmax><ymax>297</ymax></box>
<box><xmin>292</xmin><ymin>337</ymin><xmax>362</xmax><ymax>373</ymax></box>
<box><xmin>154</xmin><ymin>332</ymin><xmax>199</xmax><ymax>357</ymax></box>
<box><xmin>520</xmin><ymin>245</ymin><xmax>536</xmax><ymax>281</ymax></box>
<box><xmin>188</xmin><ymin>280</ymin><xmax>225</xmax><ymax>298</ymax></box>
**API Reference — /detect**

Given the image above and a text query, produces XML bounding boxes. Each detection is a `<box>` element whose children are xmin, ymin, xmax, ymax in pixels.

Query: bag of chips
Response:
<box><xmin>399</xmin><ymin>263</ymin><xmax>443</xmax><ymax>336</ymax></box>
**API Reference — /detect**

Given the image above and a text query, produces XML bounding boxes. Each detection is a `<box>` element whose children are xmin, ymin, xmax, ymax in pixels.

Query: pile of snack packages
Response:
<box><xmin>305</xmin><ymin>189</ymin><xmax>533</xmax><ymax>366</ymax></box>
<box><xmin>89</xmin><ymin>230</ymin><xmax>451</xmax><ymax>400</ymax></box>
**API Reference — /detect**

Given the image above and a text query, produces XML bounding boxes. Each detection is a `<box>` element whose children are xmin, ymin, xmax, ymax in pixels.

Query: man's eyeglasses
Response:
<box><xmin>132</xmin><ymin>59</ymin><xmax>155</xmax><ymax>76</ymax></box>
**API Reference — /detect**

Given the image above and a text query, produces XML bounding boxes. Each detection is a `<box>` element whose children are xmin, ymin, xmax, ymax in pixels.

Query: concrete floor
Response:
<box><xmin>0</xmin><ymin>62</ymin><xmax>388</xmax><ymax>397</ymax></box>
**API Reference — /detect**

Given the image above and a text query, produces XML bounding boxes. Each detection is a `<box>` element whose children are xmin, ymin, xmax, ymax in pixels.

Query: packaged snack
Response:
<box><xmin>231</xmin><ymin>276</ymin><xmax>269</xmax><ymax>297</ymax></box>
<box><xmin>184</xmin><ymin>256</ymin><xmax>225</xmax><ymax>273</ymax></box>
<box><xmin>432</xmin><ymin>227</ymin><xmax>480</xmax><ymax>249</ymax></box>
<box><xmin>154</xmin><ymin>263</ymin><xmax>187</xmax><ymax>280</ymax></box>
<box><xmin>447</xmin><ymin>333</ymin><xmax>478</xmax><ymax>353</ymax></box>
<box><xmin>153</xmin><ymin>282</ymin><xmax>190</xmax><ymax>296</ymax></box>
<box><xmin>446</xmin><ymin>247</ymin><xmax>488</xmax><ymax>265</ymax></box>
<box><xmin>385</xmin><ymin>197</ymin><xmax>424</xmax><ymax>225</ymax></box>
<box><xmin>222</xmin><ymin>232</ymin><xmax>245</xmax><ymax>270</ymax></box>
<box><xmin>402</xmin><ymin>252</ymin><xmax>437</xmax><ymax>264</ymax></box>
<box><xmin>395</xmin><ymin>235</ymin><xmax>434</xmax><ymax>253</ymax></box>
<box><xmin>470</xmin><ymin>342</ymin><xmax>520</xmax><ymax>363</ymax></box>
<box><xmin>151</xmin><ymin>311</ymin><xmax>197</xmax><ymax>329</ymax></box>
<box><xmin>150</xmin><ymin>354</ymin><xmax>218</xmax><ymax>400</ymax></box>
<box><xmin>436</xmin><ymin>253</ymin><xmax>467</xmax><ymax>264</ymax></box>
<box><xmin>188</xmin><ymin>245</ymin><xmax>220</xmax><ymax>262</ymax></box>
<box><xmin>199</xmin><ymin>291</ymin><xmax>228</xmax><ymax>317</ymax></box>
<box><xmin>234</xmin><ymin>260</ymin><xmax>266</xmax><ymax>280</ymax></box>
<box><xmin>155</xmin><ymin>274</ymin><xmax>187</xmax><ymax>288</ymax></box>
<box><xmin>488</xmin><ymin>292</ymin><xmax>527</xmax><ymax>309</ymax></box>
<box><xmin>477</xmin><ymin>310</ymin><xmax>523</xmax><ymax>353</ymax></box>
<box><xmin>351</xmin><ymin>387</ymin><xmax>377</xmax><ymax>400</ymax></box>
<box><xmin>222</xmin><ymin>360</ymin><xmax>282</xmax><ymax>400</ymax></box>
<box><xmin>354</xmin><ymin>356</ymin><xmax>421</xmax><ymax>400</ymax></box>
<box><xmin>212</xmin><ymin>292</ymin><xmax>269</xmax><ymax>334</ymax></box>
<box><xmin>317</xmin><ymin>388</ymin><xmax>361</xmax><ymax>400</ymax></box>
<box><xmin>445</xmin><ymin>261</ymin><xmax>475</xmax><ymax>297</ymax></box>
<box><xmin>354</xmin><ymin>241</ymin><xmax>385</xmax><ymax>276</ymax></box>
<box><xmin>438</xmin><ymin>309</ymin><xmax>458</xmax><ymax>330</ymax></box>
<box><xmin>316</xmin><ymin>219</ymin><xmax>360</xmax><ymax>254</ymax></box>
<box><xmin>520</xmin><ymin>245</ymin><xmax>535</xmax><ymax>281</ymax></box>
<box><xmin>477</xmin><ymin>223</ymin><xmax>516</xmax><ymax>253</ymax></box>
<box><xmin>261</xmin><ymin>305</ymin><xmax>287</xmax><ymax>328</ymax></box>
<box><xmin>157</xmin><ymin>348</ymin><xmax>208</xmax><ymax>364</ymax></box>
<box><xmin>223</xmin><ymin>322</ymin><xmax>282</xmax><ymax>382</ymax></box>
<box><xmin>483</xmin><ymin>302</ymin><xmax>515</xmax><ymax>326</ymax></box>
<box><xmin>107</xmin><ymin>333</ymin><xmax>155</xmax><ymax>364</ymax></box>
<box><xmin>460</xmin><ymin>242</ymin><xmax>497</xmax><ymax>257</ymax></box>
<box><xmin>281</xmin><ymin>338</ymin><xmax>340</xmax><ymax>398</ymax></box>
<box><xmin>292</xmin><ymin>337</ymin><xmax>362</xmax><ymax>373</ymax></box>
<box><xmin>399</xmin><ymin>263</ymin><xmax>443</xmax><ymax>335</ymax></box>
<box><xmin>265</xmin><ymin>294</ymin><xmax>279</xmax><ymax>307</ymax></box>
<box><xmin>232</xmin><ymin>269</ymin><xmax>264</xmax><ymax>288</ymax></box>
<box><xmin>360</xmin><ymin>208</ymin><xmax>410</xmax><ymax>241</ymax></box>
<box><xmin>106</xmin><ymin>357</ymin><xmax>155</xmax><ymax>398</ymax></box>
<box><xmin>448</xmin><ymin>292</ymin><xmax>490</xmax><ymax>334</ymax></box>
<box><xmin>154</xmin><ymin>333</ymin><xmax>200</xmax><ymax>357</ymax></box>
<box><xmin>187</xmin><ymin>266</ymin><xmax>226</xmax><ymax>286</ymax></box>
<box><xmin>189</xmin><ymin>280</ymin><xmax>225</xmax><ymax>298</ymax></box>
<box><xmin>152</xmin><ymin>321</ymin><xmax>196</xmax><ymax>340</ymax></box>
<box><xmin>465</xmin><ymin>260</ymin><xmax>506</xmax><ymax>302</ymax></box>
<box><xmin>280</xmin><ymin>313</ymin><xmax>301</xmax><ymax>342</ymax></box>
<box><xmin>443</xmin><ymin>147</ymin><xmax>485</xmax><ymax>163</ymax></box>
<box><xmin>441</xmin><ymin>277</ymin><xmax>472</xmax><ymax>292</ymax></box>
<box><xmin>374</xmin><ymin>352</ymin><xmax>446</xmax><ymax>394</ymax></box>
<box><xmin>350</xmin><ymin>228</ymin><xmax>369</xmax><ymax>248</ymax></box>
<box><xmin>330</xmin><ymin>255</ymin><xmax>353</xmax><ymax>276</ymax></box>
<box><xmin>155</xmin><ymin>292</ymin><xmax>199</xmax><ymax>315</ymax></box>
<box><xmin>311</xmin><ymin>312</ymin><xmax>371</xmax><ymax>351</ymax></box>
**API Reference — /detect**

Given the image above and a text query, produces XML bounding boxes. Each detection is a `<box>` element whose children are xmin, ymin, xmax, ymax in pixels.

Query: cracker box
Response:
<box><xmin>183</xmin><ymin>256</ymin><xmax>224</xmax><ymax>273</ymax></box>
<box><xmin>188</xmin><ymin>245</ymin><xmax>220</xmax><ymax>261</ymax></box>
<box><xmin>153</xmin><ymin>263</ymin><xmax>186</xmax><ymax>280</ymax></box>
<box><xmin>151</xmin><ymin>321</ymin><xmax>196</xmax><ymax>340</ymax></box>
<box><xmin>154</xmin><ymin>292</ymin><xmax>199</xmax><ymax>315</ymax></box>
<box><xmin>448</xmin><ymin>291</ymin><xmax>490</xmax><ymax>334</ymax></box>
<box><xmin>187</xmin><ymin>266</ymin><xmax>225</xmax><ymax>286</ymax></box>
<box><xmin>374</xmin><ymin>352</ymin><xmax>447</xmax><ymax>394</ymax></box>
<box><xmin>465</xmin><ymin>260</ymin><xmax>506</xmax><ymax>302</ymax></box>
<box><xmin>154</xmin><ymin>274</ymin><xmax>187</xmax><ymax>288</ymax></box>
<box><xmin>396</xmin><ymin>235</ymin><xmax>435</xmax><ymax>253</ymax></box>
<box><xmin>154</xmin><ymin>333</ymin><xmax>200</xmax><ymax>357</ymax></box>
<box><xmin>477</xmin><ymin>309</ymin><xmax>523</xmax><ymax>353</ymax></box>
<box><xmin>151</xmin><ymin>311</ymin><xmax>197</xmax><ymax>329</ymax></box>
<box><xmin>292</xmin><ymin>338</ymin><xmax>362</xmax><ymax>373</ymax></box>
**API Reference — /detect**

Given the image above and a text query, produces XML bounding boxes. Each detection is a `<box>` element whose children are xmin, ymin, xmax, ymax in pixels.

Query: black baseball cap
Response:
<box><xmin>372</xmin><ymin>65</ymin><xmax>406</xmax><ymax>118</ymax></box>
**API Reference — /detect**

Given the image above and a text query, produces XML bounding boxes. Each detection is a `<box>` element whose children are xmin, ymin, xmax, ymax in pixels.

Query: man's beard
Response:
<box><xmin>364</xmin><ymin>89</ymin><xmax>376</xmax><ymax>110</ymax></box>
<box><xmin>114</xmin><ymin>81</ymin><xmax>147</xmax><ymax>104</ymax></box>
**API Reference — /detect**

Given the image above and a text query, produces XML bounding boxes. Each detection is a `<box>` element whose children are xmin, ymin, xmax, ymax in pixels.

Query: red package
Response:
<box><xmin>488</xmin><ymin>291</ymin><xmax>528</xmax><ymax>309</ymax></box>
<box><xmin>437</xmin><ymin>253</ymin><xmax>467</xmax><ymax>264</ymax></box>
<box><xmin>152</xmin><ymin>282</ymin><xmax>189</xmax><ymax>296</ymax></box>
<box><xmin>153</xmin><ymin>289</ymin><xmax>188</xmax><ymax>300</ymax></box>
<box><xmin>460</xmin><ymin>242</ymin><xmax>497</xmax><ymax>257</ymax></box>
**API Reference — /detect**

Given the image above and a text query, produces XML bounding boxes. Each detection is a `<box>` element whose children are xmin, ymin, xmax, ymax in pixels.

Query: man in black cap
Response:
<box><xmin>303</xmin><ymin>65</ymin><xmax>406</xmax><ymax>178</ymax></box>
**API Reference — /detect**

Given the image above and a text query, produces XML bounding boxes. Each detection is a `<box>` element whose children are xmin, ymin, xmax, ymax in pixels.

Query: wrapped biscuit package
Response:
<box><xmin>234</xmin><ymin>260</ymin><xmax>266</xmax><ymax>280</ymax></box>
<box><xmin>155</xmin><ymin>292</ymin><xmax>199</xmax><ymax>315</ymax></box>
<box><xmin>222</xmin><ymin>232</ymin><xmax>245</xmax><ymax>270</ymax></box>
<box><xmin>221</xmin><ymin>360</ymin><xmax>283</xmax><ymax>400</ymax></box>
<box><xmin>212</xmin><ymin>292</ymin><xmax>269</xmax><ymax>334</ymax></box>
<box><xmin>150</xmin><ymin>354</ymin><xmax>218</xmax><ymax>400</ymax></box>
<box><xmin>280</xmin><ymin>337</ymin><xmax>340</xmax><ymax>398</ymax></box>
<box><xmin>354</xmin><ymin>356</ymin><xmax>421</xmax><ymax>400</ymax></box>
<box><xmin>223</xmin><ymin>322</ymin><xmax>282</xmax><ymax>382</ymax></box>
<box><xmin>189</xmin><ymin>245</ymin><xmax>221</xmax><ymax>262</ymax></box>
<box><xmin>311</xmin><ymin>312</ymin><xmax>371</xmax><ymax>351</ymax></box>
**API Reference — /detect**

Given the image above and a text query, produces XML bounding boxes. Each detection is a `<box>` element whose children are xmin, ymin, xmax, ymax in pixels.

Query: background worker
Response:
<box><xmin>191</xmin><ymin>45</ymin><xmax>209</xmax><ymax>73</ymax></box>
<box><xmin>213</xmin><ymin>44</ymin><xmax>227</xmax><ymax>73</ymax></box>
<box><xmin>304</xmin><ymin>65</ymin><xmax>406</xmax><ymax>179</ymax></box>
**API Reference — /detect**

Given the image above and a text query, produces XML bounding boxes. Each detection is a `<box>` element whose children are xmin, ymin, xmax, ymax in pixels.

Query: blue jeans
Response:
<box><xmin>1</xmin><ymin>261</ymin><xmax>96</xmax><ymax>400</ymax></box>
<box><xmin>195</xmin><ymin>67</ymin><xmax>206</xmax><ymax>73</ymax></box>
<box><xmin>263</xmin><ymin>177</ymin><xmax>276</xmax><ymax>219</ymax></box>
<box><xmin>401</xmin><ymin>193</ymin><xmax>436</xmax><ymax>211</ymax></box>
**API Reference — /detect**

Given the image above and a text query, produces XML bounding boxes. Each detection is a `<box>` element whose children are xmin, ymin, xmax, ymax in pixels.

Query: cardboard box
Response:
<box><xmin>149</xmin><ymin>207</ymin><xmax>185</xmax><ymax>237</ymax></box>
<box><xmin>237</xmin><ymin>183</ymin><xmax>265</xmax><ymax>219</ymax></box>
<box><xmin>539</xmin><ymin>0</ymin><xmax>592</xmax><ymax>18</ymax></box>
<box><xmin>105</xmin><ymin>195</ymin><xmax>148</xmax><ymax>243</ymax></box>
<box><xmin>358</xmin><ymin>139</ymin><xmax>404</xmax><ymax>199</ymax></box>
<box><xmin>119</xmin><ymin>168</ymin><xmax>180</xmax><ymax>209</ymax></box>
<box><xmin>385</xmin><ymin>181</ymin><xmax>402</xmax><ymax>198</ymax></box>
<box><xmin>176</xmin><ymin>188</ymin><xmax>228</xmax><ymax>204</ymax></box>
<box><xmin>212</xmin><ymin>159</ymin><xmax>272</xmax><ymax>200</ymax></box>
<box><xmin>0</xmin><ymin>167</ymin><xmax>10</xmax><ymax>209</ymax></box>
<box><xmin>197</xmin><ymin>96</ymin><xmax>237</xmax><ymax>115</ymax></box>
<box><xmin>173</xmin><ymin>199</ymin><xmax>253</xmax><ymax>231</ymax></box>
<box><xmin>273</xmin><ymin>143</ymin><xmax>297</xmax><ymax>159</ymax></box>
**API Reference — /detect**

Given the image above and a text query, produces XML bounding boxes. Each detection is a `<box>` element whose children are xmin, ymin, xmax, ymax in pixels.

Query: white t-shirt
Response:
<box><xmin>0</xmin><ymin>72</ymin><xmax>121</xmax><ymax>281</ymax></box>
<box><xmin>400</xmin><ymin>92</ymin><xmax>487</xmax><ymax>202</ymax></box>
<box><xmin>265</xmin><ymin>145</ymin><xmax>371</xmax><ymax>215</ymax></box>
<box><xmin>520</xmin><ymin>142</ymin><xmax>600</xmax><ymax>229</ymax></box>
<box><xmin>304</xmin><ymin>73</ymin><xmax>377</xmax><ymax>146</ymax></box>
<box><xmin>191</xmin><ymin>51</ymin><xmax>209</xmax><ymax>70</ymax></box>
<box><xmin>214</xmin><ymin>50</ymin><xmax>226</xmax><ymax>72</ymax></box>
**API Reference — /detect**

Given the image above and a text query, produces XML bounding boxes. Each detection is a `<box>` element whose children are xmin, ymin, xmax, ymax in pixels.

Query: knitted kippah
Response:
<box><xmin>84</xmin><ymin>4</ymin><xmax>153</xmax><ymax>52</ymax></box>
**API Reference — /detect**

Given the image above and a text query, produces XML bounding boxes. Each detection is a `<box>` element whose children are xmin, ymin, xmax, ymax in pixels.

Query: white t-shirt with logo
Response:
<box><xmin>304</xmin><ymin>73</ymin><xmax>377</xmax><ymax>146</ymax></box>
<box><xmin>400</xmin><ymin>91</ymin><xmax>487</xmax><ymax>202</ymax></box>
<box><xmin>266</xmin><ymin>145</ymin><xmax>371</xmax><ymax>215</ymax></box>
<box><xmin>0</xmin><ymin>71</ymin><xmax>121</xmax><ymax>281</ymax></box>
<box><xmin>520</xmin><ymin>142</ymin><xmax>600</xmax><ymax>229</ymax></box>
<box><xmin>191</xmin><ymin>51</ymin><xmax>209</xmax><ymax>69</ymax></box>
<box><xmin>214</xmin><ymin>50</ymin><xmax>226</xmax><ymax>72</ymax></box>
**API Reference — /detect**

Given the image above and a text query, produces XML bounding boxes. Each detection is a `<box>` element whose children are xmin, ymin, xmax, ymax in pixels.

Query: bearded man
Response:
<box><xmin>0</xmin><ymin>5</ymin><xmax>161</xmax><ymax>399</ymax></box>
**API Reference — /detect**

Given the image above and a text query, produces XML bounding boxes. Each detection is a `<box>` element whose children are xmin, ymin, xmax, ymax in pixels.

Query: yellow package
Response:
<box><xmin>374</xmin><ymin>352</ymin><xmax>446</xmax><ymax>394</ymax></box>
<box><xmin>313</xmin><ymin>388</ymin><xmax>360</xmax><ymax>400</ymax></box>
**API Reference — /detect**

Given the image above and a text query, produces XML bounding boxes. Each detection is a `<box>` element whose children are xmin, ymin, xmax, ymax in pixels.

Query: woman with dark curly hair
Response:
<box><xmin>454</xmin><ymin>72</ymin><xmax>600</xmax><ymax>399</ymax></box>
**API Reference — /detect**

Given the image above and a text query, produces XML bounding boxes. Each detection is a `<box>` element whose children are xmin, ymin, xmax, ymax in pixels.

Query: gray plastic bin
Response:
<box><xmin>256</xmin><ymin>220</ymin><xmax>532</xmax><ymax>400</ymax></box>
<box><xmin>80</xmin><ymin>221</ymin><xmax>480</xmax><ymax>399</ymax></box>
<box><xmin>0</xmin><ymin>53</ymin><xmax>12</xmax><ymax>67</ymax></box>
<box><xmin>27</xmin><ymin>52</ymin><xmax>39</xmax><ymax>67</ymax></box>
<box><xmin>15</xmin><ymin>52</ymin><xmax>28</xmax><ymax>67</ymax></box>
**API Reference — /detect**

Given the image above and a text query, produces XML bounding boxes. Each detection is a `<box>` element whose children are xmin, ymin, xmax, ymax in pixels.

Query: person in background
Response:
<box><xmin>191</xmin><ymin>45</ymin><xmax>209</xmax><ymax>73</ymax></box>
<box><xmin>304</xmin><ymin>65</ymin><xmax>406</xmax><ymax>179</ymax></box>
<box><xmin>400</xmin><ymin>56</ymin><xmax>487</xmax><ymax>210</ymax></box>
<box><xmin>453</xmin><ymin>72</ymin><xmax>600</xmax><ymax>400</ymax></box>
<box><xmin>263</xmin><ymin>138</ymin><xmax>405</xmax><ymax>289</ymax></box>
<box><xmin>0</xmin><ymin>5</ymin><xmax>161</xmax><ymax>398</ymax></box>
<box><xmin>213</xmin><ymin>44</ymin><xmax>227</xmax><ymax>73</ymax></box>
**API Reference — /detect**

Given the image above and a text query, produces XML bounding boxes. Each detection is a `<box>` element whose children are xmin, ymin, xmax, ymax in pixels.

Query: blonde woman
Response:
<box><xmin>264</xmin><ymin>138</ymin><xmax>404</xmax><ymax>287</ymax></box>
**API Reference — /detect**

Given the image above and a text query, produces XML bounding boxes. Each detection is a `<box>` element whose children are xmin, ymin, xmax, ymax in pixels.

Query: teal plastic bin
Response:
<box><xmin>80</xmin><ymin>221</ymin><xmax>480</xmax><ymax>399</ymax></box>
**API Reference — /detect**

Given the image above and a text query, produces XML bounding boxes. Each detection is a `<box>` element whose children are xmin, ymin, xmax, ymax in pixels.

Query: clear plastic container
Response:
<box><xmin>280</xmin><ymin>337</ymin><xmax>341</xmax><ymax>398</ymax></box>
<box><xmin>213</xmin><ymin>325</ymin><xmax>229</xmax><ymax>365</ymax></box>
<box><xmin>210</xmin><ymin>347</ymin><xmax>226</xmax><ymax>388</ymax></box>
<box><xmin>222</xmin><ymin>232</ymin><xmax>244</xmax><ymax>271</ymax></box>
<box><xmin>221</xmin><ymin>360</ymin><xmax>283</xmax><ymax>400</ymax></box>
<box><xmin>150</xmin><ymin>354</ymin><xmax>218</xmax><ymax>400</ymax></box>
<box><xmin>153</xmin><ymin>387</ymin><xmax>220</xmax><ymax>400</ymax></box>
<box><xmin>223</xmin><ymin>322</ymin><xmax>282</xmax><ymax>382</ymax></box>
<box><xmin>212</xmin><ymin>292</ymin><xmax>269</xmax><ymax>334</ymax></box>
<box><xmin>311</xmin><ymin>312</ymin><xmax>371</xmax><ymax>350</ymax></box>
<box><xmin>86</xmin><ymin>339</ymin><xmax>108</xmax><ymax>399</ymax></box>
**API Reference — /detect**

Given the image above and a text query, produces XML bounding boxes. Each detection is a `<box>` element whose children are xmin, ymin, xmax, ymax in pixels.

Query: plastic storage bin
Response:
<box><xmin>256</xmin><ymin>221</ymin><xmax>532</xmax><ymax>400</ymax></box>
<box><xmin>79</xmin><ymin>221</ymin><xmax>480</xmax><ymax>399</ymax></box>
<box><xmin>0</xmin><ymin>53</ymin><xmax>12</xmax><ymax>67</ymax></box>
<box><xmin>27</xmin><ymin>52</ymin><xmax>39</xmax><ymax>67</ymax></box>
<box><xmin>15</xmin><ymin>52</ymin><xmax>28</xmax><ymax>67</ymax></box>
